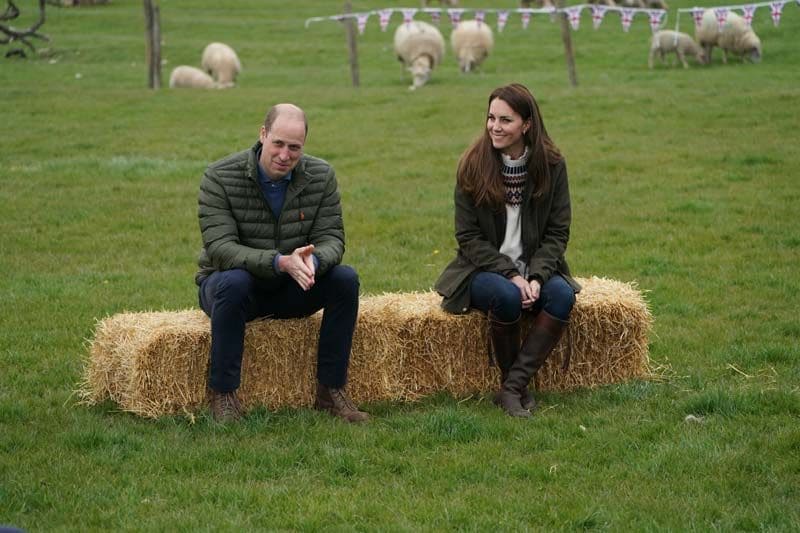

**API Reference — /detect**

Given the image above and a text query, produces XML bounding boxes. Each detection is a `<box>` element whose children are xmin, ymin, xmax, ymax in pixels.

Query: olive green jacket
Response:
<box><xmin>196</xmin><ymin>142</ymin><xmax>345</xmax><ymax>287</ymax></box>
<box><xmin>434</xmin><ymin>159</ymin><xmax>581</xmax><ymax>314</ymax></box>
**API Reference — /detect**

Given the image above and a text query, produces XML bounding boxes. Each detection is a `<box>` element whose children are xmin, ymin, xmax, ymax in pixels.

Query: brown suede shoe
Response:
<box><xmin>210</xmin><ymin>390</ymin><xmax>244</xmax><ymax>423</ymax></box>
<box><xmin>314</xmin><ymin>383</ymin><xmax>369</xmax><ymax>423</ymax></box>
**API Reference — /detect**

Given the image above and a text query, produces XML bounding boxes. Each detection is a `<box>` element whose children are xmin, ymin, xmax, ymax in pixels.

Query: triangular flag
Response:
<box><xmin>714</xmin><ymin>8</ymin><xmax>729</xmax><ymax>31</ymax></box>
<box><xmin>566</xmin><ymin>7</ymin><xmax>583</xmax><ymax>30</ymax></box>
<box><xmin>497</xmin><ymin>10</ymin><xmax>510</xmax><ymax>32</ymax></box>
<box><xmin>648</xmin><ymin>10</ymin><xmax>665</xmax><ymax>33</ymax></box>
<box><xmin>621</xmin><ymin>9</ymin><xmax>634</xmax><ymax>33</ymax></box>
<box><xmin>520</xmin><ymin>10</ymin><xmax>532</xmax><ymax>30</ymax></box>
<box><xmin>356</xmin><ymin>13</ymin><xmax>369</xmax><ymax>35</ymax></box>
<box><xmin>770</xmin><ymin>1</ymin><xmax>785</xmax><ymax>27</ymax></box>
<box><xmin>427</xmin><ymin>9</ymin><xmax>441</xmax><ymax>25</ymax></box>
<box><xmin>591</xmin><ymin>5</ymin><xmax>608</xmax><ymax>30</ymax></box>
<box><xmin>402</xmin><ymin>8</ymin><xmax>418</xmax><ymax>25</ymax></box>
<box><xmin>378</xmin><ymin>9</ymin><xmax>392</xmax><ymax>32</ymax></box>
<box><xmin>741</xmin><ymin>5</ymin><xmax>756</xmax><ymax>28</ymax></box>
<box><xmin>475</xmin><ymin>10</ymin><xmax>486</xmax><ymax>25</ymax></box>
<box><xmin>448</xmin><ymin>8</ymin><xmax>464</xmax><ymax>27</ymax></box>
<box><xmin>691</xmin><ymin>7</ymin><xmax>705</xmax><ymax>30</ymax></box>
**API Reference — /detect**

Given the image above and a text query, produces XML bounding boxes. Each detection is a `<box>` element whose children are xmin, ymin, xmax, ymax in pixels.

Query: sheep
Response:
<box><xmin>648</xmin><ymin>30</ymin><xmax>707</xmax><ymax>69</ymax></box>
<box><xmin>168</xmin><ymin>65</ymin><xmax>219</xmax><ymax>89</ymax></box>
<box><xmin>393</xmin><ymin>21</ymin><xmax>445</xmax><ymax>90</ymax></box>
<box><xmin>696</xmin><ymin>10</ymin><xmax>762</xmax><ymax>64</ymax></box>
<box><xmin>200</xmin><ymin>42</ymin><xmax>241</xmax><ymax>88</ymax></box>
<box><xmin>450</xmin><ymin>20</ymin><xmax>494</xmax><ymax>74</ymax></box>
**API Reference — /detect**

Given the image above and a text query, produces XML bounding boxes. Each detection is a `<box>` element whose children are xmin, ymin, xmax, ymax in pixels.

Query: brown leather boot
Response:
<box><xmin>498</xmin><ymin>311</ymin><xmax>567</xmax><ymax>418</ymax></box>
<box><xmin>314</xmin><ymin>383</ymin><xmax>370</xmax><ymax>423</ymax></box>
<box><xmin>209</xmin><ymin>389</ymin><xmax>244</xmax><ymax>422</ymax></box>
<box><xmin>487</xmin><ymin>315</ymin><xmax>534</xmax><ymax>410</ymax></box>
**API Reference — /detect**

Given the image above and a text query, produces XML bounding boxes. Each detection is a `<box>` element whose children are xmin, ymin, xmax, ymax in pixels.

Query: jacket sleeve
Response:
<box><xmin>454</xmin><ymin>184</ymin><xmax>519</xmax><ymax>278</ymax></box>
<box><xmin>198</xmin><ymin>168</ymin><xmax>280</xmax><ymax>280</ymax></box>
<box><xmin>528</xmin><ymin>160</ymin><xmax>571</xmax><ymax>283</ymax></box>
<box><xmin>308</xmin><ymin>168</ymin><xmax>345</xmax><ymax>276</ymax></box>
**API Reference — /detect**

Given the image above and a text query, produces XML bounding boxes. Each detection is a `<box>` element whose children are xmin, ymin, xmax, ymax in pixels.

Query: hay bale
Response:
<box><xmin>79</xmin><ymin>276</ymin><xmax>652</xmax><ymax>418</ymax></box>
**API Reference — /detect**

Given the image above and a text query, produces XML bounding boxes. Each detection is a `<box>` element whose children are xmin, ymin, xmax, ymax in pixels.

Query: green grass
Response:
<box><xmin>1</xmin><ymin>0</ymin><xmax>799</xmax><ymax>529</ymax></box>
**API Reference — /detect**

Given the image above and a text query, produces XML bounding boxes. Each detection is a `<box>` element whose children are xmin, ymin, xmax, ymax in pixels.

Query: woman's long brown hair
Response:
<box><xmin>456</xmin><ymin>83</ymin><xmax>562</xmax><ymax>209</ymax></box>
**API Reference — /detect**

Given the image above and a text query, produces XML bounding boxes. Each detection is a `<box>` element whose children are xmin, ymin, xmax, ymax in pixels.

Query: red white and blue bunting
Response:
<box><xmin>677</xmin><ymin>0</ymin><xmax>795</xmax><ymax>33</ymax></box>
<box><xmin>308</xmin><ymin>3</ymin><xmax>798</xmax><ymax>35</ymax></box>
<box><xmin>305</xmin><ymin>6</ymin><xmax>667</xmax><ymax>33</ymax></box>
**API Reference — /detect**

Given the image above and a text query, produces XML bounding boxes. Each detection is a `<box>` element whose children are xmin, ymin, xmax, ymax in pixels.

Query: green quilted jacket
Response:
<box><xmin>195</xmin><ymin>142</ymin><xmax>345</xmax><ymax>287</ymax></box>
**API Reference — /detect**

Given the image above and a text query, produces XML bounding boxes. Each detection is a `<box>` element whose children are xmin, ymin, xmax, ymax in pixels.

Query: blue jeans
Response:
<box><xmin>469</xmin><ymin>272</ymin><xmax>575</xmax><ymax>323</ymax></box>
<box><xmin>199</xmin><ymin>265</ymin><xmax>359</xmax><ymax>392</ymax></box>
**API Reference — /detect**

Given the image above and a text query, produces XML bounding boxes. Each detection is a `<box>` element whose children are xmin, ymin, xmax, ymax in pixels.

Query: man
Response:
<box><xmin>196</xmin><ymin>103</ymin><xmax>368</xmax><ymax>423</ymax></box>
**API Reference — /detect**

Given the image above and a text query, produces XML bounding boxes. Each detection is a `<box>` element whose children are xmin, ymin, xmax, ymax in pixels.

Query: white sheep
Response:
<box><xmin>169</xmin><ymin>65</ymin><xmax>219</xmax><ymax>89</ymax></box>
<box><xmin>450</xmin><ymin>20</ymin><xmax>494</xmax><ymax>74</ymax></box>
<box><xmin>393</xmin><ymin>21</ymin><xmax>445</xmax><ymax>90</ymax></box>
<box><xmin>201</xmin><ymin>42</ymin><xmax>241</xmax><ymax>88</ymax></box>
<box><xmin>648</xmin><ymin>30</ymin><xmax>707</xmax><ymax>69</ymax></box>
<box><xmin>696</xmin><ymin>10</ymin><xmax>762</xmax><ymax>64</ymax></box>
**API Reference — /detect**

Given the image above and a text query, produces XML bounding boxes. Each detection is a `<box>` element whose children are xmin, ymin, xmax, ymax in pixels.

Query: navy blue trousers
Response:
<box><xmin>469</xmin><ymin>272</ymin><xmax>576</xmax><ymax>323</ymax></box>
<box><xmin>199</xmin><ymin>265</ymin><xmax>359</xmax><ymax>392</ymax></box>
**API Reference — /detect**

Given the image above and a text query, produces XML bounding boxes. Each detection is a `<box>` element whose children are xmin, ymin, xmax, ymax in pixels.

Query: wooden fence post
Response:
<box><xmin>343</xmin><ymin>1</ymin><xmax>359</xmax><ymax>87</ymax></box>
<box><xmin>558</xmin><ymin>2</ymin><xmax>578</xmax><ymax>87</ymax></box>
<box><xmin>143</xmin><ymin>0</ymin><xmax>161</xmax><ymax>89</ymax></box>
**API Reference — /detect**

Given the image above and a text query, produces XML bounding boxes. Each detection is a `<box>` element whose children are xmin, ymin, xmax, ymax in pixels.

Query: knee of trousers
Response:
<box><xmin>324</xmin><ymin>265</ymin><xmax>360</xmax><ymax>301</ymax></box>
<box><xmin>214</xmin><ymin>269</ymin><xmax>256</xmax><ymax>308</ymax></box>
<box><xmin>541</xmin><ymin>280</ymin><xmax>576</xmax><ymax>320</ymax></box>
<box><xmin>491</xmin><ymin>282</ymin><xmax>523</xmax><ymax>322</ymax></box>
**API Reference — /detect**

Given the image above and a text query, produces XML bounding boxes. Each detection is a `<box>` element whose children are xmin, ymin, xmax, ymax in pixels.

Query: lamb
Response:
<box><xmin>393</xmin><ymin>21</ymin><xmax>445</xmax><ymax>90</ymax></box>
<box><xmin>696</xmin><ymin>10</ymin><xmax>762</xmax><ymax>64</ymax></box>
<box><xmin>450</xmin><ymin>20</ymin><xmax>494</xmax><ymax>74</ymax></box>
<box><xmin>168</xmin><ymin>65</ymin><xmax>219</xmax><ymax>89</ymax></box>
<box><xmin>201</xmin><ymin>42</ymin><xmax>241</xmax><ymax>88</ymax></box>
<box><xmin>648</xmin><ymin>30</ymin><xmax>706</xmax><ymax>69</ymax></box>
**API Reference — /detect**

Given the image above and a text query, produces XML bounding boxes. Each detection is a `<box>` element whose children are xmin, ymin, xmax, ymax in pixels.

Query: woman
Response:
<box><xmin>435</xmin><ymin>83</ymin><xmax>581</xmax><ymax>418</ymax></box>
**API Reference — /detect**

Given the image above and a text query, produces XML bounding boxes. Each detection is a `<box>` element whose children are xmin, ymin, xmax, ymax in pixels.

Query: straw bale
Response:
<box><xmin>79</xmin><ymin>276</ymin><xmax>652</xmax><ymax>418</ymax></box>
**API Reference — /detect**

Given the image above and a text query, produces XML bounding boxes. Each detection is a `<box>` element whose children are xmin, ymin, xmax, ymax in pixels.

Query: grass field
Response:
<box><xmin>1</xmin><ymin>0</ymin><xmax>799</xmax><ymax>529</ymax></box>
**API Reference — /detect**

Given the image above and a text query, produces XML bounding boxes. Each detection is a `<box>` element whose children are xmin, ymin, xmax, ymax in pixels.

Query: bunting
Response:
<box><xmin>308</xmin><ymin>5</ymin><xmax>800</xmax><ymax>36</ymax></box>
<box><xmin>714</xmin><ymin>7</ymin><xmax>729</xmax><ymax>30</ymax></box>
<box><xmin>448</xmin><ymin>8</ymin><xmax>464</xmax><ymax>27</ymax></box>
<box><xmin>378</xmin><ymin>9</ymin><xmax>392</xmax><ymax>32</ymax></box>
<box><xmin>742</xmin><ymin>4</ymin><xmax>756</xmax><ymax>26</ymax></box>
<box><xmin>591</xmin><ymin>5</ymin><xmax>608</xmax><ymax>29</ymax></box>
<box><xmin>427</xmin><ymin>9</ymin><xmax>441</xmax><ymax>25</ymax></box>
<box><xmin>770</xmin><ymin>0</ymin><xmax>786</xmax><ymax>25</ymax></box>
<box><xmin>497</xmin><ymin>10</ymin><xmax>510</xmax><ymax>32</ymax></box>
<box><xmin>621</xmin><ymin>8</ymin><xmax>635</xmax><ymax>32</ymax></box>
<box><xmin>401</xmin><ymin>8</ymin><xmax>417</xmax><ymax>25</ymax></box>
<box><xmin>357</xmin><ymin>13</ymin><xmax>369</xmax><ymax>35</ymax></box>
<box><xmin>691</xmin><ymin>7</ymin><xmax>705</xmax><ymax>29</ymax></box>
<box><xmin>521</xmin><ymin>10</ymin><xmax>532</xmax><ymax>29</ymax></box>
<box><xmin>566</xmin><ymin>6</ymin><xmax>583</xmax><ymax>30</ymax></box>
<box><xmin>648</xmin><ymin>9</ymin><xmax>665</xmax><ymax>32</ymax></box>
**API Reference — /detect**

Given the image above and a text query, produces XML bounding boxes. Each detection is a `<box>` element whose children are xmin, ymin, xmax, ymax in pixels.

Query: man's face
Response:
<box><xmin>259</xmin><ymin>115</ymin><xmax>306</xmax><ymax>179</ymax></box>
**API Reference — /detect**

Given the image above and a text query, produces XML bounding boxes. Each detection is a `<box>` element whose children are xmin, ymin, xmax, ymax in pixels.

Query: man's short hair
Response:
<box><xmin>264</xmin><ymin>104</ymin><xmax>308</xmax><ymax>137</ymax></box>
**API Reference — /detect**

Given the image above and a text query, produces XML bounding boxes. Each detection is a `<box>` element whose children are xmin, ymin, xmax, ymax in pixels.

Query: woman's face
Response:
<box><xmin>487</xmin><ymin>97</ymin><xmax>529</xmax><ymax>158</ymax></box>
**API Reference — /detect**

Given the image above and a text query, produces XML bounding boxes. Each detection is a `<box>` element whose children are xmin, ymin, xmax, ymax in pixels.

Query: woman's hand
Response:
<box><xmin>528</xmin><ymin>279</ymin><xmax>541</xmax><ymax>304</ymax></box>
<box><xmin>510</xmin><ymin>275</ymin><xmax>536</xmax><ymax>309</ymax></box>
